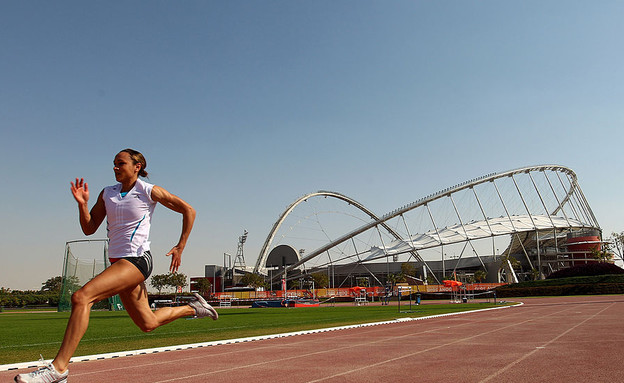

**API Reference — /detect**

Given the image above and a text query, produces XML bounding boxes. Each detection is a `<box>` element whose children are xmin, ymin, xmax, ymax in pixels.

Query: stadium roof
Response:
<box><xmin>366</xmin><ymin>215</ymin><xmax>590</xmax><ymax>261</ymax></box>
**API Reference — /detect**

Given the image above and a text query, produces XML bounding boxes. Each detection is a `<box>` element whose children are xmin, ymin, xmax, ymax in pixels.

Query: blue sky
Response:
<box><xmin>2</xmin><ymin>1</ymin><xmax>624</xmax><ymax>290</ymax></box>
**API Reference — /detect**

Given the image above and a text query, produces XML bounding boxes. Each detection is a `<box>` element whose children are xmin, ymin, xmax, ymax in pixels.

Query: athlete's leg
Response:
<box><xmin>119</xmin><ymin>278</ymin><xmax>195</xmax><ymax>333</ymax></box>
<box><xmin>51</xmin><ymin>260</ymin><xmax>144</xmax><ymax>373</ymax></box>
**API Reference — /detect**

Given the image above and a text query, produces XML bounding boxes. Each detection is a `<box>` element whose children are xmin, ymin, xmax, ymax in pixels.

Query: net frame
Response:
<box><xmin>58</xmin><ymin>239</ymin><xmax>123</xmax><ymax>312</ymax></box>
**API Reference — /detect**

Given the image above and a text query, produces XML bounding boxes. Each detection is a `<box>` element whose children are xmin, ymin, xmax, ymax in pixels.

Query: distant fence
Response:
<box><xmin>211</xmin><ymin>283</ymin><xmax>505</xmax><ymax>301</ymax></box>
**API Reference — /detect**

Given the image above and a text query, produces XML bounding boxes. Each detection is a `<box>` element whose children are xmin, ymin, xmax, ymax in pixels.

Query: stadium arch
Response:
<box><xmin>255</xmin><ymin>165</ymin><xmax>602</xmax><ymax>286</ymax></box>
<box><xmin>254</xmin><ymin>191</ymin><xmax>434</xmax><ymax>276</ymax></box>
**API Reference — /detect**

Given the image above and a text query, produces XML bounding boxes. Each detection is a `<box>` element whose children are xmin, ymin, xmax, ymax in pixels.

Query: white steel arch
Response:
<box><xmin>253</xmin><ymin>190</ymin><xmax>423</xmax><ymax>273</ymax></box>
<box><xmin>256</xmin><ymin>165</ymin><xmax>600</xmax><ymax>281</ymax></box>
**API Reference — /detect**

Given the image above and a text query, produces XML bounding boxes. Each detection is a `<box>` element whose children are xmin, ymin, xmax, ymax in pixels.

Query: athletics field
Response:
<box><xmin>2</xmin><ymin>296</ymin><xmax>622</xmax><ymax>382</ymax></box>
<box><xmin>0</xmin><ymin>301</ymin><xmax>501</xmax><ymax>366</ymax></box>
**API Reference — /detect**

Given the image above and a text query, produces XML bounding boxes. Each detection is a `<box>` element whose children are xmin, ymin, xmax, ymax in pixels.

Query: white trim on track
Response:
<box><xmin>1</xmin><ymin>303</ymin><xmax>518</xmax><ymax>371</ymax></box>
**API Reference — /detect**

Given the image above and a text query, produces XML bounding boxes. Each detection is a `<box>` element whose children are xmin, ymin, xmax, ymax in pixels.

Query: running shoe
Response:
<box><xmin>189</xmin><ymin>292</ymin><xmax>218</xmax><ymax>320</ymax></box>
<box><xmin>14</xmin><ymin>359</ymin><xmax>68</xmax><ymax>383</ymax></box>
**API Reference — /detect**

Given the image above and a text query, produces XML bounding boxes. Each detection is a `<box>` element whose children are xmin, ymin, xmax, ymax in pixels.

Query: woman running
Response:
<box><xmin>15</xmin><ymin>148</ymin><xmax>217</xmax><ymax>383</ymax></box>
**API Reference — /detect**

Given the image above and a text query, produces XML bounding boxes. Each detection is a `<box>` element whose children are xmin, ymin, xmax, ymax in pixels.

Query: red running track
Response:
<box><xmin>3</xmin><ymin>295</ymin><xmax>623</xmax><ymax>383</ymax></box>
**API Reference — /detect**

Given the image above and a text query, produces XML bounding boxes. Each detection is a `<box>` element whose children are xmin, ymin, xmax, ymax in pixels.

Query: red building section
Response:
<box><xmin>566</xmin><ymin>233</ymin><xmax>601</xmax><ymax>264</ymax></box>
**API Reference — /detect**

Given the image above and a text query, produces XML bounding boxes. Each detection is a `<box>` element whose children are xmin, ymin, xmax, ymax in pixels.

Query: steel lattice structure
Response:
<box><xmin>254</xmin><ymin>165</ymin><xmax>600</xmax><ymax>283</ymax></box>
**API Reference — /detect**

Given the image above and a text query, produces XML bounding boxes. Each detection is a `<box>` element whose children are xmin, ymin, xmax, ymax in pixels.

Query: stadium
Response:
<box><xmin>204</xmin><ymin>165</ymin><xmax>603</xmax><ymax>297</ymax></box>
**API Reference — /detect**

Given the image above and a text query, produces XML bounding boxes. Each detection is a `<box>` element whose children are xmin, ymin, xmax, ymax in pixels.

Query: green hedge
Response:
<box><xmin>495</xmin><ymin>274</ymin><xmax>624</xmax><ymax>297</ymax></box>
<box><xmin>547</xmin><ymin>262</ymin><xmax>624</xmax><ymax>279</ymax></box>
<box><xmin>0</xmin><ymin>292</ymin><xmax>59</xmax><ymax>308</ymax></box>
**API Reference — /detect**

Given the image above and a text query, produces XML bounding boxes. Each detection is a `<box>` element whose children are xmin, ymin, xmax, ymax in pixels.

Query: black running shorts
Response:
<box><xmin>110</xmin><ymin>251</ymin><xmax>153</xmax><ymax>280</ymax></box>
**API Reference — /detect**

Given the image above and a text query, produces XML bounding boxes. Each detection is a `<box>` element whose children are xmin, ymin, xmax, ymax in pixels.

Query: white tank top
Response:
<box><xmin>103</xmin><ymin>178</ymin><xmax>157</xmax><ymax>258</ymax></box>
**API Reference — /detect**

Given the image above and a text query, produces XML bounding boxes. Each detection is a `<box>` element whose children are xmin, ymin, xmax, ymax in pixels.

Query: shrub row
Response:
<box><xmin>495</xmin><ymin>283</ymin><xmax>624</xmax><ymax>297</ymax></box>
<box><xmin>547</xmin><ymin>262</ymin><xmax>624</xmax><ymax>279</ymax></box>
<box><xmin>506</xmin><ymin>274</ymin><xmax>624</xmax><ymax>288</ymax></box>
<box><xmin>0</xmin><ymin>292</ymin><xmax>186</xmax><ymax>309</ymax></box>
<box><xmin>495</xmin><ymin>274</ymin><xmax>624</xmax><ymax>297</ymax></box>
<box><xmin>0</xmin><ymin>292</ymin><xmax>59</xmax><ymax>308</ymax></box>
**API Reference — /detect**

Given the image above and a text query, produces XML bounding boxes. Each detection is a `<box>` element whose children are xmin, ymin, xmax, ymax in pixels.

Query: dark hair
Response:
<box><xmin>120</xmin><ymin>148</ymin><xmax>148</xmax><ymax>178</ymax></box>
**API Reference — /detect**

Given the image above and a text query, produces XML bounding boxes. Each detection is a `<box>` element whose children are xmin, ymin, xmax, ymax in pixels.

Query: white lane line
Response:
<box><xmin>477</xmin><ymin>302</ymin><xmax>614</xmax><ymax>383</ymax></box>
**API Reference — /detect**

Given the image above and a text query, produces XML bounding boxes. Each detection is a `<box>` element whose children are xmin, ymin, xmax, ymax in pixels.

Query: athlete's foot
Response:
<box><xmin>189</xmin><ymin>292</ymin><xmax>218</xmax><ymax>320</ymax></box>
<box><xmin>14</xmin><ymin>359</ymin><xmax>68</xmax><ymax>383</ymax></box>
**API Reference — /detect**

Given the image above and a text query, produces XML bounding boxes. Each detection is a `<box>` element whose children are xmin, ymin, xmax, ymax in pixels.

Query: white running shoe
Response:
<box><xmin>189</xmin><ymin>292</ymin><xmax>218</xmax><ymax>320</ymax></box>
<box><xmin>14</xmin><ymin>360</ymin><xmax>68</xmax><ymax>383</ymax></box>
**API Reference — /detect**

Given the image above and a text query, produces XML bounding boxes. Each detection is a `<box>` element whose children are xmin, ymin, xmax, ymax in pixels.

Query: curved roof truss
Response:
<box><xmin>256</xmin><ymin>165</ymin><xmax>600</xmax><ymax>276</ymax></box>
<box><xmin>253</xmin><ymin>190</ymin><xmax>426</xmax><ymax>273</ymax></box>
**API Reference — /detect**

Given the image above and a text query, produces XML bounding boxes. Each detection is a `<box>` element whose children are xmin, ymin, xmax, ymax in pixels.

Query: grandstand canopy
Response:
<box><xmin>253</xmin><ymin>165</ymin><xmax>601</xmax><ymax>282</ymax></box>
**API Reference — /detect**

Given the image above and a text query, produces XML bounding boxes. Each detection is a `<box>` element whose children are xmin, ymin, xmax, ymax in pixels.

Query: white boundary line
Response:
<box><xmin>1</xmin><ymin>303</ymin><xmax>519</xmax><ymax>371</ymax></box>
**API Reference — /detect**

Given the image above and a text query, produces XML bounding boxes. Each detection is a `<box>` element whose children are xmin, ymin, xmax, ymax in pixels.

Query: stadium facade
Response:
<box><xmin>249</xmin><ymin>165</ymin><xmax>602</xmax><ymax>288</ymax></box>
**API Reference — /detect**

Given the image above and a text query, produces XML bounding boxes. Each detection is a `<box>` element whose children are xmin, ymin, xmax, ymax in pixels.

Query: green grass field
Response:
<box><xmin>0</xmin><ymin>302</ymin><xmax>504</xmax><ymax>365</ymax></box>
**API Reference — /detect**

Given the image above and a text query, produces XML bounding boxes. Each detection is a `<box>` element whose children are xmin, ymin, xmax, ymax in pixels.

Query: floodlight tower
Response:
<box><xmin>233</xmin><ymin>230</ymin><xmax>248</xmax><ymax>271</ymax></box>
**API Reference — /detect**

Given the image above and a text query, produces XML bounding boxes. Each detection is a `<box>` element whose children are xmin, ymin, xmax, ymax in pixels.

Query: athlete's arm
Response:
<box><xmin>70</xmin><ymin>178</ymin><xmax>106</xmax><ymax>235</ymax></box>
<box><xmin>151</xmin><ymin>185</ymin><xmax>196</xmax><ymax>273</ymax></box>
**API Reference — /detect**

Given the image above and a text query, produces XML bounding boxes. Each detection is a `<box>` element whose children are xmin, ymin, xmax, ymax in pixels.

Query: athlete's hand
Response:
<box><xmin>70</xmin><ymin>178</ymin><xmax>90</xmax><ymax>205</ymax></box>
<box><xmin>167</xmin><ymin>246</ymin><xmax>183</xmax><ymax>273</ymax></box>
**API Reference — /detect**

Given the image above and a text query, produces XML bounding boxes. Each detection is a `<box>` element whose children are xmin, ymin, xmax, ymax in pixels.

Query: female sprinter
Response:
<box><xmin>15</xmin><ymin>148</ymin><xmax>217</xmax><ymax>383</ymax></box>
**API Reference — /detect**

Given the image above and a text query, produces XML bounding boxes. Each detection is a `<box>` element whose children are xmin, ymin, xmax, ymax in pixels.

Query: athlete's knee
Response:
<box><xmin>137</xmin><ymin>319</ymin><xmax>159</xmax><ymax>333</ymax></box>
<box><xmin>71</xmin><ymin>289</ymin><xmax>91</xmax><ymax>307</ymax></box>
<box><xmin>130</xmin><ymin>311</ymin><xmax>160</xmax><ymax>332</ymax></box>
<box><xmin>71</xmin><ymin>287</ymin><xmax>99</xmax><ymax>308</ymax></box>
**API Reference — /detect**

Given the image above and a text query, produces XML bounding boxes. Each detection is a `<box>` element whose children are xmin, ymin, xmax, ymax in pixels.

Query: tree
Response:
<box><xmin>241</xmin><ymin>273</ymin><xmax>266</xmax><ymax>290</ymax></box>
<box><xmin>590</xmin><ymin>246</ymin><xmax>612</xmax><ymax>263</ymax></box>
<box><xmin>42</xmin><ymin>276</ymin><xmax>80</xmax><ymax>294</ymax></box>
<box><xmin>150</xmin><ymin>274</ymin><xmax>169</xmax><ymax>294</ymax></box>
<box><xmin>168</xmin><ymin>273</ymin><xmax>188</xmax><ymax>292</ymax></box>
<box><xmin>61</xmin><ymin>277</ymin><xmax>81</xmax><ymax>295</ymax></box>
<box><xmin>41</xmin><ymin>276</ymin><xmax>63</xmax><ymax>293</ymax></box>
<box><xmin>310</xmin><ymin>272</ymin><xmax>329</xmax><ymax>288</ymax></box>
<box><xmin>610</xmin><ymin>231</ymin><xmax>624</xmax><ymax>263</ymax></box>
<box><xmin>387</xmin><ymin>272</ymin><xmax>404</xmax><ymax>286</ymax></box>
<box><xmin>474</xmin><ymin>270</ymin><xmax>487</xmax><ymax>283</ymax></box>
<box><xmin>150</xmin><ymin>273</ymin><xmax>187</xmax><ymax>295</ymax></box>
<box><xmin>500</xmin><ymin>254</ymin><xmax>521</xmax><ymax>270</ymax></box>
<box><xmin>195</xmin><ymin>278</ymin><xmax>212</xmax><ymax>296</ymax></box>
<box><xmin>400</xmin><ymin>263</ymin><xmax>416</xmax><ymax>278</ymax></box>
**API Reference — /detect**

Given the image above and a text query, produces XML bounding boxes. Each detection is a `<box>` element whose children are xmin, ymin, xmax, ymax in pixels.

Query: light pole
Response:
<box><xmin>223</xmin><ymin>253</ymin><xmax>231</xmax><ymax>293</ymax></box>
